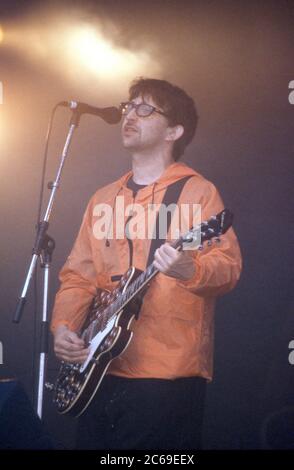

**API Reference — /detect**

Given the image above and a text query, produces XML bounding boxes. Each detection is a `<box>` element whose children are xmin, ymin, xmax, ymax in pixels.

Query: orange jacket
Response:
<box><xmin>51</xmin><ymin>162</ymin><xmax>242</xmax><ymax>380</ymax></box>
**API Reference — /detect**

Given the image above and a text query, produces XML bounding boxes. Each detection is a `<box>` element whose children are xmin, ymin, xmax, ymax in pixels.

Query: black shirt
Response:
<box><xmin>126</xmin><ymin>178</ymin><xmax>147</xmax><ymax>198</ymax></box>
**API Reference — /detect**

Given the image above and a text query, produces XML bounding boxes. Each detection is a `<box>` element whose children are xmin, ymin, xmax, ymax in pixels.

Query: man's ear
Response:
<box><xmin>166</xmin><ymin>124</ymin><xmax>184</xmax><ymax>142</ymax></box>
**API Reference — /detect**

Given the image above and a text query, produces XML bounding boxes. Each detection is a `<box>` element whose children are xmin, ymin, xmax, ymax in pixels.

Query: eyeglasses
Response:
<box><xmin>119</xmin><ymin>101</ymin><xmax>168</xmax><ymax>118</ymax></box>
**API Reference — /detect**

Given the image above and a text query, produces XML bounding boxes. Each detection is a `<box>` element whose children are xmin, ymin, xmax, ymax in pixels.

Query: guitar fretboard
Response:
<box><xmin>105</xmin><ymin>263</ymin><xmax>157</xmax><ymax>321</ymax></box>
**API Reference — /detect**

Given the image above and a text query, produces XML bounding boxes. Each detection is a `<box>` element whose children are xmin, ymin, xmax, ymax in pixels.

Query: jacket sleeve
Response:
<box><xmin>177</xmin><ymin>180</ymin><xmax>242</xmax><ymax>297</ymax></box>
<box><xmin>50</xmin><ymin>198</ymin><xmax>108</xmax><ymax>333</ymax></box>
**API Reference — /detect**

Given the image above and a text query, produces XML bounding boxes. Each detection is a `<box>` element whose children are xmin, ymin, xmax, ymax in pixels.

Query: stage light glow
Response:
<box><xmin>67</xmin><ymin>26</ymin><xmax>148</xmax><ymax>79</ymax></box>
<box><xmin>0</xmin><ymin>12</ymin><xmax>161</xmax><ymax>91</ymax></box>
<box><xmin>0</xmin><ymin>26</ymin><xmax>4</xmax><ymax>44</ymax></box>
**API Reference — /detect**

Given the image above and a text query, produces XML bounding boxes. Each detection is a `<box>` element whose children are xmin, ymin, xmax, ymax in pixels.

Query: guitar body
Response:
<box><xmin>52</xmin><ymin>209</ymin><xmax>233</xmax><ymax>417</ymax></box>
<box><xmin>53</xmin><ymin>266</ymin><xmax>143</xmax><ymax>417</ymax></box>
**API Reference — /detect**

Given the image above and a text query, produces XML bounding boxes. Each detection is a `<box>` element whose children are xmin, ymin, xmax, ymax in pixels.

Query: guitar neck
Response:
<box><xmin>107</xmin><ymin>263</ymin><xmax>158</xmax><ymax>319</ymax></box>
<box><xmin>106</xmin><ymin>236</ymin><xmax>184</xmax><ymax>319</ymax></box>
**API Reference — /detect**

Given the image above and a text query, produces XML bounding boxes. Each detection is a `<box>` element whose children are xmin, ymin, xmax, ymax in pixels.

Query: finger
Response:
<box><xmin>55</xmin><ymin>347</ymin><xmax>89</xmax><ymax>361</ymax></box>
<box><xmin>158</xmin><ymin>244</ymin><xmax>179</xmax><ymax>262</ymax></box>
<box><xmin>156</xmin><ymin>246</ymin><xmax>180</xmax><ymax>268</ymax></box>
<box><xmin>153</xmin><ymin>258</ymin><xmax>171</xmax><ymax>274</ymax></box>
<box><xmin>57</xmin><ymin>350</ymin><xmax>89</xmax><ymax>361</ymax></box>
<box><xmin>154</xmin><ymin>250</ymin><xmax>170</xmax><ymax>271</ymax></box>
<box><xmin>56</xmin><ymin>352</ymin><xmax>89</xmax><ymax>364</ymax></box>
<box><xmin>153</xmin><ymin>260</ymin><xmax>164</xmax><ymax>272</ymax></box>
<box><xmin>55</xmin><ymin>339</ymin><xmax>86</xmax><ymax>352</ymax></box>
<box><xmin>65</xmin><ymin>332</ymin><xmax>85</xmax><ymax>346</ymax></box>
<box><xmin>161</xmin><ymin>243</ymin><xmax>177</xmax><ymax>255</ymax></box>
<box><xmin>55</xmin><ymin>342</ymin><xmax>89</xmax><ymax>356</ymax></box>
<box><xmin>65</xmin><ymin>340</ymin><xmax>87</xmax><ymax>351</ymax></box>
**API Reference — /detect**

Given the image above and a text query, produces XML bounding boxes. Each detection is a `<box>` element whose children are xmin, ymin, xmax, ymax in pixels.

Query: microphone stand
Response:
<box><xmin>13</xmin><ymin>108</ymin><xmax>82</xmax><ymax>419</ymax></box>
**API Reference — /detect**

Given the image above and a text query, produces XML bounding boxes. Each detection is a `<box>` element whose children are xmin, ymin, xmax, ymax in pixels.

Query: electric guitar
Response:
<box><xmin>52</xmin><ymin>209</ymin><xmax>233</xmax><ymax>416</ymax></box>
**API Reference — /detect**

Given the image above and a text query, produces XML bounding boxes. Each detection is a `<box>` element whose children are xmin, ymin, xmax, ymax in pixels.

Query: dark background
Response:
<box><xmin>0</xmin><ymin>0</ymin><xmax>293</xmax><ymax>449</ymax></box>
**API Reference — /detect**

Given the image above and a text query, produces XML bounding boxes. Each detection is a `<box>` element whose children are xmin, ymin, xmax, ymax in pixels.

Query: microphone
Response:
<box><xmin>58</xmin><ymin>100</ymin><xmax>122</xmax><ymax>124</ymax></box>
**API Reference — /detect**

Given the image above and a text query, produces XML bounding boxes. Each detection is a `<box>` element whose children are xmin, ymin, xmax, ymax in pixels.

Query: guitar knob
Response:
<box><xmin>45</xmin><ymin>382</ymin><xmax>54</xmax><ymax>391</ymax></box>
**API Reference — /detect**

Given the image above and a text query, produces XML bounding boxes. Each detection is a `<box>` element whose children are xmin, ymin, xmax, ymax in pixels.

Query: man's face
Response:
<box><xmin>121</xmin><ymin>95</ymin><xmax>170</xmax><ymax>154</ymax></box>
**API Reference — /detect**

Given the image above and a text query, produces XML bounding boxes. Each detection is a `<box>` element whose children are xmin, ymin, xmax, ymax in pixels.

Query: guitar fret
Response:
<box><xmin>95</xmin><ymin>267</ymin><xmax>154</xmax><ymax>326</ymax></box>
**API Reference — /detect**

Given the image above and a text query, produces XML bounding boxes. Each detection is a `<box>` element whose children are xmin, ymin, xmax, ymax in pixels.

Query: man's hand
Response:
<box><xmin>153</xmin><ymin>243</ymin><xmax>196</xmax><ymax>281</ymax></box>
<box><xmin>54</xmin><ymin>325</ymin><xmax>89</xmax><ymax>364</ymax></box>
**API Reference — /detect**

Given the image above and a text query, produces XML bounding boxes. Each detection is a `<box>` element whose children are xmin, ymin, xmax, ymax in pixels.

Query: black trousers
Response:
<box><xmin>76</xmin><ymin>375</ymin><xmax>206</xmax><ymax>450</ymax></box>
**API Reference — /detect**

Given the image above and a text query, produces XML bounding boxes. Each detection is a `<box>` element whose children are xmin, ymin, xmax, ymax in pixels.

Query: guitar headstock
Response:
<box><xmin>181</xmin><ymin>209</ymin><xmax>234</xmax><ymax>249</ymax></box>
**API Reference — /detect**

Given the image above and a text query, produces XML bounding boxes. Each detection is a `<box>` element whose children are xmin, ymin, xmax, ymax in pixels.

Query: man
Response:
<box><xmin>51</xmin><ymin>78</ymin><xmax>242</xmax><ymax>449</ymax></box>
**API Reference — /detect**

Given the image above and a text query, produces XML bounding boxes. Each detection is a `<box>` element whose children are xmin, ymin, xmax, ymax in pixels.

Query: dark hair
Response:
<box><xmin>129</xmin><ymin>77</ymin><xmax>198</xmax><ymax>161</ymax></box>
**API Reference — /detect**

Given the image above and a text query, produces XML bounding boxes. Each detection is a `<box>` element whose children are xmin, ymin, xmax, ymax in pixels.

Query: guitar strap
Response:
<box><xmin>146</xmin><ymin>175</ymin><xmax>193</xmax><ymax>267</ymax></box>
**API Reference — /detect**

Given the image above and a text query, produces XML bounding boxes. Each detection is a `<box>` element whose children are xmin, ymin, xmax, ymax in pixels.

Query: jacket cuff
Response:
<box><xmin>50</xmin><ymin>320</ymin><xmax>71</xmax><ymax>334</ymax></box>
<box><xmin>176</xmin><ymin>258</ymin><xmax>202</xmax><ymax>291</ymax></box>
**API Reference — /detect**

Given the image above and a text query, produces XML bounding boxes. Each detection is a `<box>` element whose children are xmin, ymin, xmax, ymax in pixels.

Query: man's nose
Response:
<box><xmin>125</xmin><ymin>106</ymin><xmax>138</xmax><ymax>121</ymax></box>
